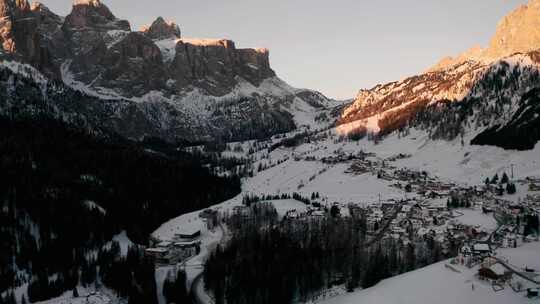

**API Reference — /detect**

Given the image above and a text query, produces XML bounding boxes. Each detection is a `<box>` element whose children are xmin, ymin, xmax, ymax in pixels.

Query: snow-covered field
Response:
<box><xmin>151</xmin><ymin>124</ymin><xmax>540</xmax><ymax>302</ymax></box>
<box><xmin>318</xmin><ymin>257</ymin><xmax>538</xmax><ymax>304</ymax></box>
<box><xmin>455</xmin><ymin>209</ymin><xmax>498</xmax><ymax>232</ymax></box>
<box><xmin>32</xmin><ymin>287</ymin><xmax>125</xmax><ymax>304</ymax></box>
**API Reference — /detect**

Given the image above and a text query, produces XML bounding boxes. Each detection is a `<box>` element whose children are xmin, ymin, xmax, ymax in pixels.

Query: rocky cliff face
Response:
<box><xmin>0</xmin><ymin>0</ymin><xmax>276</xmax><ymax>98</ymax></box>
<box><xmin>142</xmin><ymin>16</ymin><xmax>181</xmax><ymax>40</ymax></box>
<box><xmin>485</xmin><ymin>0</ymin><xmax>540</xmax><ymax>59</ymax></box>
<box><xmin>0</xmin><ymin>0</ymin><xmax>332</xmax><ymax>142</ymax></box>
<box><xmin>339</xmin><ymin>0</ymin><xmax>540</xmax><ymax>150</ymax></box>
<box><xmin>427</xmin><ymin>0</ymin><xmax>540</xmax><ymax>73</ymax></box>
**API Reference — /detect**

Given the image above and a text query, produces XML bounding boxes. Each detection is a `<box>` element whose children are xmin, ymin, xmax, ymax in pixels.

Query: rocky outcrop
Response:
<box><xmin>428</xmin><ymin>0</ymin><xmax>540</xmax><ymax>73</ymax></box>
<box><xmin>0</xmin><ymin>0</ymin><xmax>65</xmax><ymax>76</ymax></box>
<box><xmin>485</xmin><ymin>0</ymin><xmax>540</xmax><ymax>59</ymax></box>
<box><xmin>0</xmin><ymin>0</ymin><xmax>37</xmax><ymax>59</ymax></box>
<box><xmin>170</xmin><ymin>39</ymin><xmax>274</xmax><ymax>95</ymax></box>
<box><xmin>0</xmin><ymin>0</ymin><xmax>331</xmax><ymax>143</ymax></box>
<box><xmin>142</xmin><ymin>17</ymin><xmax>181</xmax><ymax>40</ymax></box>
<box><xmin>99</xmin><ymin>32</ymin><xmax>168</xmax><ymax>96</ymax></box>
<box><xmin>0</xmin><ymin>0</ymin><xmax>277</xmax><ymax>97</ymax></box>
<box><xmin>63</xmin><ymin>0</ymin><xmax>130</xmax><ymax>32</ymax></box>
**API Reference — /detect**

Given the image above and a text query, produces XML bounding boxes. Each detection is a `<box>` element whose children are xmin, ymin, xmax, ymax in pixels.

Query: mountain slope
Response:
<box><xmin>338</xmin><ymin>0</ymin><xmax>540</xmax><ymax>150</ymax></box>
<box><xmin>0</xmin><ymin>0</ymin><xmax>335</xmax><ymax>143</ymax></box>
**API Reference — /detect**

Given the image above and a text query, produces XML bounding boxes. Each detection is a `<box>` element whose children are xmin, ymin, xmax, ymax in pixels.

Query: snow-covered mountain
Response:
<box><xmin>339</xmin><ymin>0</ymin><xmax>540</xmax><ymax>150</ymax></box>
<box><xmin>0</xmin><ymin>0</ymin><xmax>336</xmax><ymax>142</ymax></box>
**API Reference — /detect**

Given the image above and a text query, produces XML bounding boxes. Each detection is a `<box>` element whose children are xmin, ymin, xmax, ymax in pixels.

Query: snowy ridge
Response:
<box><xmin>340</xmin><ymin>51</ymin><xmax>540</xmax><ymax>142</ymax></box>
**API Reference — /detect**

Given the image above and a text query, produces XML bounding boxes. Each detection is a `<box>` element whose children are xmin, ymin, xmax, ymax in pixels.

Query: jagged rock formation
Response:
<box><xmin>0</xmin><ymin>0</ymin><xmax>334</xmax><ymax>142</ymax></box>
<box><xmin>485</xmin><ymin>0</ymin><xmax>540</xmax><ymax>59</ymax></box>
<box><xmin>0</xmin><ymin>0</ymin><xmax>277</xmax><ymax>97</ymax></box>
<box><xmin>427</xmin><ymin>0</ymin><xmax>540</xmax><ymax>73</ymax></box>
<box><xmin>142</xmin><ymin>16</ymin><xmax>181</xmax><ymax>40</ymax></box>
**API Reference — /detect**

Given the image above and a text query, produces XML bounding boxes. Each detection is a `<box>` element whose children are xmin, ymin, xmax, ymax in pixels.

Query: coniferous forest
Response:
<box><xmin>0</xmin><ymin>116</ymin><xmax>240</xmax><ymax>302</ymax></box>
<box><xmin>204</xmin><ymin>203</ymin><xmax>453</xmax><ymax>304</ymax></box>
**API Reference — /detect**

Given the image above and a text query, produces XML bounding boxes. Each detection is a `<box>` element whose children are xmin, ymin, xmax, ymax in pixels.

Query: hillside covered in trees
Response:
<box><xmin>0</xmin><ymin>116</ymin><xmax>240</xmax><ymax>303</ymax></box>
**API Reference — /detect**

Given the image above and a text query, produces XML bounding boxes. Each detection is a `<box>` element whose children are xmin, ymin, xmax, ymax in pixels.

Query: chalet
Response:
<box><xmin>410</xmin><ymin>219</ymin><xmax>423</xmax><ymax>230</ymax></box>
<box><xmin>396</xmin><ymin>212</ymin><xmax>407</xmax><ymax>221</ymax></box>
<box><xmin>156</xmin><ymin>241</ymin><xmax>174</xmax><ymax>249</ymax></box>
<box><xmin>174</xmin><ymin>227</ymin><xmax>201</xmax><ymax>242</ymax></box>
<box><xmin>371</xmin><ymin>209</ymin><xmax>384</xmax><ymax>220</ymax></box>
<box><xmin>233</xmin><ymin>205</ymin><xmax>250</xmax><ymax>217</ymax></box>
<box><xmin>392</xmin><ymin>227</ymin><xmax>406</xmax><ymax>235</ymax></box>
<box><xmin>145</xmin><ymin>248</ymin><xmax>169</xmax><ymax>264</ymax></box>
<box><xmin>478</xmin><ymin>264</ymin><xmax>512</xmax><ymax>282</ymax></box>
<box><xmin>285</xmin><ymin>210</ymin><xmax>301</xmax><ymax>219</ymax></box>
<box><xmin>502</xmin><ymin>234</ymin><xmax>518</xmax><ymax>248</ymax></box>
<box><xmin>310</xmin><ymin>210</ymin><xmax>326</xmax><ymax>217</ymax></box>
<box><xmin>457</xmin><ymin>245</ymin><xmax>473</xmax><ymax>265</ymax></box>
<box><xmin>472</xmin><ymin>201</ymin><xmax>483</xmax><ymax>210</ymax></box>
<box><xmin>401</xmin><ymin>205</ymin><xmax>412</xmax><ymax>214</ymax></box>
<box><xmin>472</xmin><ymin>243</ymin><xmax>492</xmax><ymax>256</ymax></box>
<box><xmin>173</xmin><ymin>241</ymin><xmax>201</xmax><ymax>261</ymax></box>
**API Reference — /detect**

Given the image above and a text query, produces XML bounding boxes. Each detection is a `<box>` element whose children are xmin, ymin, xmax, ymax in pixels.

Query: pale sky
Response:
<box><xmin>41</xmin><ymin>0</ymin><xmax>527</xmax><ymax>99</ymax></box>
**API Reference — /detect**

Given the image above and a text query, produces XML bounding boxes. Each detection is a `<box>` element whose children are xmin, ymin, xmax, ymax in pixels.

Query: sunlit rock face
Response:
<box><xmin>426</xmin><ymin>0</ymin><xmax>540</xmax><ymax>73</ymax></box>
<box><xmin>0</xmin><ymin>0</ymin><xmax>35</xmax><ymax>56</ymax></box>
<box><xmin>0</xmin><ymin>0</ymin><xmax>65</xmax><ymax>76</ymax></box>
<box><xmin>485</xmin><ymin>0</ymin><xmax>540</xmax><ymax>59</ymax></box>
<box><xmin>64</xmin><ymin>0</ymin><xmax>130</xmax><ymax>31</ymax></box>
<box><xmin>0</xmin><ymin>0</ymin><xmax>327</xmax><ymax>143</ymax></box>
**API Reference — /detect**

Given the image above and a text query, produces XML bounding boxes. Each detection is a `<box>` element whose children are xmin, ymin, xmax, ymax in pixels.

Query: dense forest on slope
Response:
<box><xmin>471</xmin><ymin>87</ymin><xmax>540</xmax><ymax>150</ymax></box>
<box><xmin>400</xmin><ymin>60</ymin><xmax>540</xmax><ymax>150</ymax></box>
<box><xmin>0</xmin><ymin>116</ymin><xmax>240</xmax><ymax>301</ymax></box>
<box><xmin>0</xmin><ymin>65</ymin><xmax>297</xmax><ymax>144</ymax></box>
<box><xmin>204</xmin><ymin>203</ymin><xmax>453</xmax><ymax>304</ymax></box>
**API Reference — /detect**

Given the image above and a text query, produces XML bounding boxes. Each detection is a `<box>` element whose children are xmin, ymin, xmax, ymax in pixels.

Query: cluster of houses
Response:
<box><xmin>145</xmin><ymin>227</ymin><xmax>202</xmax><ymax>265</ymax></box>
<box><xmin>145</xmin><ymin>208</ymin><xmax>223</xmax><ymax>266</ymax></box>
<box><xmin>283</xmin><ymin>206</ymin><xmax>327</xmax><ymax>220</ymax></box>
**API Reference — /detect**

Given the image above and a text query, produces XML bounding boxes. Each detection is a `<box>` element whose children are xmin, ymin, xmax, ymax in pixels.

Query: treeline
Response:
<box><xmin>204</xmin><ymin>203</ymin><xmax>452</xmax><ymax>304</ymax></box>
<box><xmin>241</xmin><ymin>192</ymin><xmax>321</xmax><ymax>207</ymax></box>
<box><xmin>0</xmin><ymin>116</ymin><xmax>240</xmax><ymax>300</ymax></box>
<box><xmin>24</xmin><ymin>244</ymin><xmax>157</xmax><ymax>304</ymax></box>
<box><xmin>162</xmin><ymin>269</ymin><xmax>190</xmax><ymax>304</ymax></box>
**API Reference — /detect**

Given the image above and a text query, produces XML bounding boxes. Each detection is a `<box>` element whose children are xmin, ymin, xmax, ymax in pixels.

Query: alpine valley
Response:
<box><xmin>1</xmin><ymin>1</ymin><xmax>540</xmax><ymax>304</ymax></box>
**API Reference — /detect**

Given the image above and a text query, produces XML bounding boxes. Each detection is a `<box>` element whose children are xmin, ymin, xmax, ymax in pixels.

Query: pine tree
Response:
<box><xmin>501</xmin><ymin>172</ymin><xmax>509</xmax><ymax>184</ymax></box>
<box><xmin>506</xmin><ymin>183</ymin><xmax>517</xmax><ymax>194</ymax></box>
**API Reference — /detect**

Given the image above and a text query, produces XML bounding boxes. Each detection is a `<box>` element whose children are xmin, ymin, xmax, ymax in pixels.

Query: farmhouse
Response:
<box><xmin>173</xmin><ymin>226</ymin><xmax>201</xmax><ymax>243</ymax></box>
<box><xmin>472</xmin><ymin>243</ymin><xmax>492</xmax><ymax>256</ymax></box>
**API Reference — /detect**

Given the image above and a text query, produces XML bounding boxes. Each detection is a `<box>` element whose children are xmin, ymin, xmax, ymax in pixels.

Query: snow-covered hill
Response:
<box><xmin>339</xmin><ymin>0</ymin><xmax>540</xmax><ymax>151</ymax></box>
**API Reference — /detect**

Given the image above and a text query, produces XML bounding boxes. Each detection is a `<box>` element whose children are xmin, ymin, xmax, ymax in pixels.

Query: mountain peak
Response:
<box><xmin>484</xmin><ymin>0</ymin><xmax>540</xmax><ymax>59</ymax></box>
<box><xmin>142</xmin><ymin>16</ymin><xmax>181</xmax><ymax>40</ymax></box>
<box><xmin>0</xmin><ymin>0</ymin><xmax>30</xmax><ymax>15</ymax></box>
<box><xmin>64</xmin><ymin>0</ymin><xmax>130</xmax><ymax>31</ymax></box>
<box><xmin>428</xmin><ymin>1</ymin><xmax>540</xmax><ymax>72</ymax></box>
<box><xmin>73</xmin><ymin>0</ymin><xmax>102</xmax><ymax>7</ymax></box>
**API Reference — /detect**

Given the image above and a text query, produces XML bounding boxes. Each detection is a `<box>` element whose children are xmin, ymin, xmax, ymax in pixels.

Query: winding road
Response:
<box><xmin>191</xmin><ymin>222</ymin><xmax>229</xmax><ymax>304</ymax></box>
<box><xmin>492</xmin><ymin>257</ymin><xmax>540</xmax><ymax>285</ymax></box>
